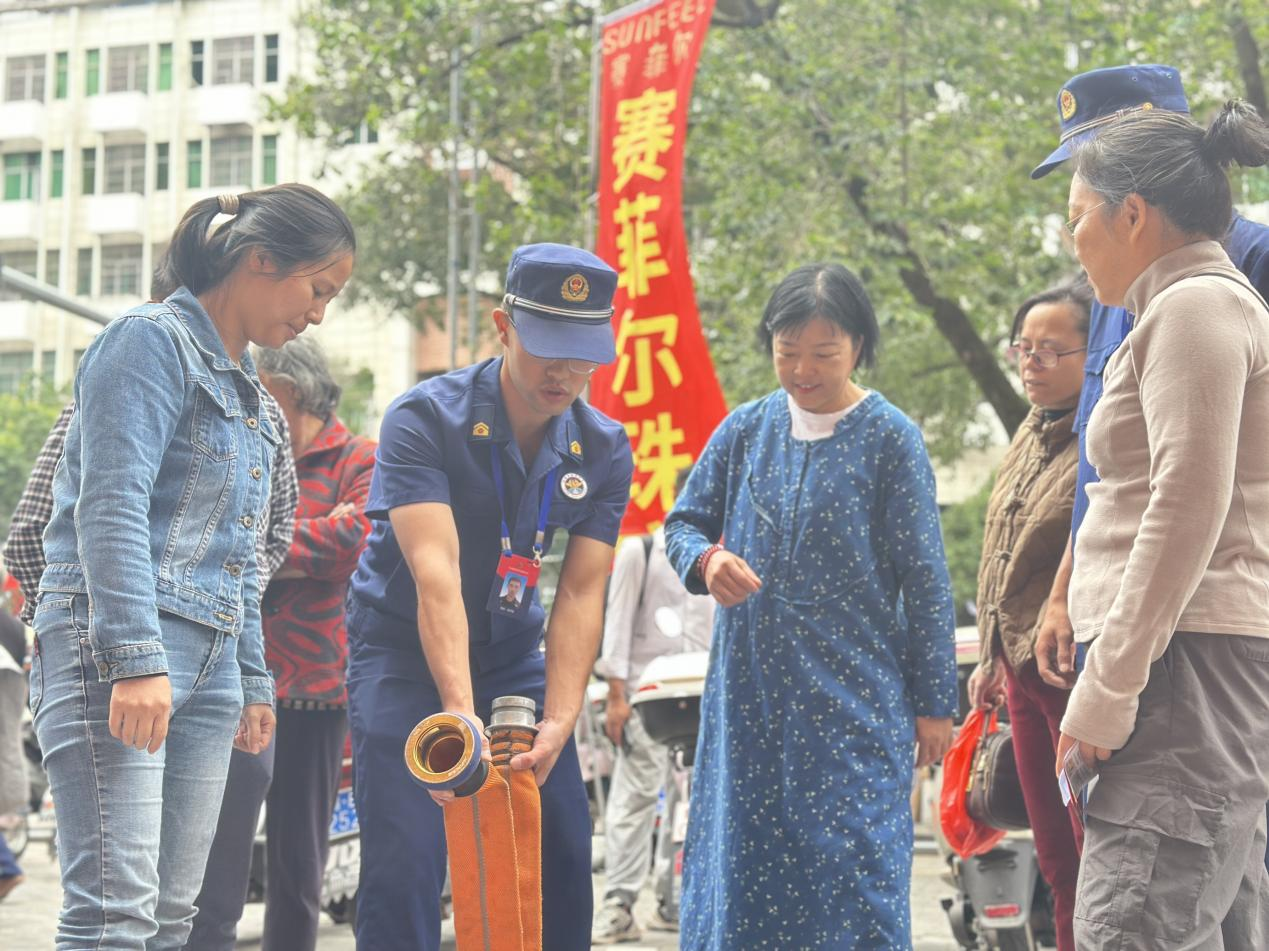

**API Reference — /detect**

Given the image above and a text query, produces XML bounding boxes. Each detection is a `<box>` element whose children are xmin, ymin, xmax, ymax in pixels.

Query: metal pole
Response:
<box><xmin>447</xmin><ymin>47</ymin><xmax>461</xmax><ymax>371</ymax></box>
<box><xmin>0</xmin><ymin>263</ymin><xmax>111</xmax><ymax>326</ymax></box>
<box><xmin>467</xmin><ymin>19</ymin><xmax>482</xmax><ymax>362</ymax></box>
<box><xmin>584</xmin><ymin>11</ymin><xmax>602</xmax><ymax>251</ymax></box>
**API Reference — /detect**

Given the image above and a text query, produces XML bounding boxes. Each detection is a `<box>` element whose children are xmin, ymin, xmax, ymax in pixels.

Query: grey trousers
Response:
<box><xmin>1075</xmin><ymin>632</ymin><xmax>1269</xmax><ymax>950</ymax></box>
<box><xmin>602</xmin><ymin>708</ymin><xmax>670</xmax><ymax>905</ymax></box>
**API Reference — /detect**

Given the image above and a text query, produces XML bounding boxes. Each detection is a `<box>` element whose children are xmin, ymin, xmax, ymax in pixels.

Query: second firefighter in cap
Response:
<box><xmin>345</xmin><ymin>242</ymin><xmax>634</xmax><ymax>951</ymax></box>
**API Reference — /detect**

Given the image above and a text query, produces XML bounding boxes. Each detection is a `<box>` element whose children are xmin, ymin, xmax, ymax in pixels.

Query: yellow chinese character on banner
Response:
<box><xmin>611</xmin><ymin>88</ymin><xmax>677</xmax><ymax>192</ymax></box>
<box><xmin>625</xmin><ymin>413</ymin><xmax>693</xmax><ymax>512</ymax></box>
<box><xmin>610</xmin><ymin>53</ymin><xmax>631</xmax><ymax>88</ymax></box>
<box><xmin>612</xmin><ymin>311</ymin><xmax>684</xmax><ymax>408</ymax></box>
<box><xmin>644</xmin><ymin>42</ymin><xmax>669</xmax><ymax>80</ymax></box>
<box><xmin>613</xmin><ymin>193</ymin><xmax>670</xmax><ymax>301</ymax></box>
<box><xmin>672</xmin><ymin>31</ymin><xmax>694</xmax><ymax>65</ymax></box>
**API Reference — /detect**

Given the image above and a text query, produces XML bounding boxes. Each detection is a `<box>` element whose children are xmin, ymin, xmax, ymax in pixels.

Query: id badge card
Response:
<box><xmin>487</xmin><ymin>553</ymin><xmax>540</xmax><ymax>619</ymax></box>
<box><xmin>1058</xmin><ymin>741</ymin><xmax>1100</xmax><ymax>807</ymax></box>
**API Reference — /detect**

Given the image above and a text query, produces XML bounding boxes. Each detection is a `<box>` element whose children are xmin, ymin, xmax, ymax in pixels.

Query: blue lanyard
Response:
<box><xmin>489</xmin><ymin>447</ymin><xmax>558</xmax><ymax>566</ymax></box>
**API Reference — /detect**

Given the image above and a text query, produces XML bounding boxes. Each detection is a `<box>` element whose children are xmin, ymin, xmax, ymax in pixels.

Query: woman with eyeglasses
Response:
<box><xmin>967</xmin><ymin>278</ymin><xmax>1091</xmax><ymax>951</ymax></box>
<box><xmin>663</xmin><ymin>263</ymin><xmax>957</xmax><ymax>948</ymax></box>
<box><xmin>1058</xmin><ymin>101</ymin><xmax>1269</xmax><ymax>945</ymax></box>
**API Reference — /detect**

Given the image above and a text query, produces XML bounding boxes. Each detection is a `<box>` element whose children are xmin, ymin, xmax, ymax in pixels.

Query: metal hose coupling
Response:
<box><xmin>487</xmin><ymin>695</ymin><xmax>538</xmax><ymax>768</ymax></box>
<box><xmin>404</xmin><ymin>711</ymin><xmax>489</xmax><ymax>797</ymax></box>
<box><xmin>403</xmin><ymin>696</ymin><xmax>538</xmax><ymax>797</ymax></box>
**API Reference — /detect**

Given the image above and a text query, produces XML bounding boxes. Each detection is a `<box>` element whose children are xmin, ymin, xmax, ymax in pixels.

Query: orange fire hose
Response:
<box><xmin>405</xmin><ymin>700</ymin><xmax>542</xmax><ymax>951</ymax></box>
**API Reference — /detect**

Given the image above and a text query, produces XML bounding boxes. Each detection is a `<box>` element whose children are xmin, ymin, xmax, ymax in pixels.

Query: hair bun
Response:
<box><xmin>1201</xmin><ymin>99</ymin><xmax>1269</xmax><ymax>170</ymax></box>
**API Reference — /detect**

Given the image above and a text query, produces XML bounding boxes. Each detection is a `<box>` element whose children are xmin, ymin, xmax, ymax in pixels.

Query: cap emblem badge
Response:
<box><xmin>1060</xmin><ymin>89</ymin><xmax>1077</xmax><ymax>121</ymax></box>
<box><xmin>561</xmin><ymin>274</ymin><xmax>590</xmax><ymax>303</ymax></box>
<box><xmin>472</xmin><ymin>422</ymin><xmax>491</xmax><ymax>438</ymax></box>
<box><xmin>560</xmin><ymin>472</ymin><xmax>588</xmax><ymax>500</ymax></box>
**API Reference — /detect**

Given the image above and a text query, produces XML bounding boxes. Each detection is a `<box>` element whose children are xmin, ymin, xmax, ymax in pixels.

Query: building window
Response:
<box><xmin>0</xmin><ymin>251</ymin><xmax>36</xmax><ymax>302</ymax></box>
<box><xmin>85</xmin><ymin>49</ymin><xmax>100</xmax><ymax>97</ymax></box>
<box><xmin>81</xmin><ymin>147</ymin><xmax>97</xmax><ymax>195</ymax></box>
<box><xmin>265</xmin><ymin>34</ymin><xmax>279</xmax><ymax>83</ymax></box>
<box><xmin>155</xmin><ymin>143</ymin><xmax>169</xmax><ymax>191</ymax></box>
<box><xmin>350</xmin><ymin>121</ymin><xmax>380</xmax><ymax>145</ymax></box>
<box><xmin>3</xmin><ymin>152</ymin><xmax>40</xmax><ymax>200</ymax></box>
<box><xmin>55</xmin><ymin>52</ymin><xmax>69</xmax><ymax>99</ymax></box>
<box><xmin>212</xmin><ymin>36</ymin><xmax>254</xmax><ymax>86</ymax></box>
<box><xmin>158</xmin><ymin>43</ymin><xmax>173</xmax><ymax>92</ymax></box>
<box><xmin>191</xmin><ymin>40</ymin><xmax>204</xmax><ymax>86</ymax></box>
<box><xmin>187</xmin><ymin>140</ymin><xmax>203</xmax><ymax>188</ymax></box>
<box><xmin>104</xmin><ymin>144</ymin><xmax>146</xmax><ymax>195</ymax></box>
<box><xmin>39</xmin><ymin>348</ymin><xmax>57</xmax><ymax>384</ymax></box>
<box><xmin>50</xmin><ymin>149</ymin><xmax>64</xmax><ymax>198</ymax></box>
<box><xmin>0</xmin><ymin>352</ymin><xmax>35</xmax><ymax>394</ymax></box>
<box><xmin>5</xmin><ymin>55</ymin><xmax>46</xmax><ymax>103</ymax></box>
<box><xmin>261</xmin><ymin>134</ymin><xmax>278</xmax><ymax>185</ymax></box>
<box><xmin>107</xmin><ymin>45</ymin><xmax>148</xmax><ymax>94</ymax></box>
<box><xmin>101</xmin><ymin>244</ymin><xmax>143</xmax><ymax>297</ymax></box>
<box><xmin>76</xmin><ymin>248</ymin><xmax>93</xmax><ymax>295</ymax></box>
<box><xmin>210</xmin><ymin>135</ymin><xmax>252</xmax><ymax>187</ymax></box>
<box><xmin>43</xmin><ymin>250</ymin><xmax>60</xmax><ymax>288</ymax></box>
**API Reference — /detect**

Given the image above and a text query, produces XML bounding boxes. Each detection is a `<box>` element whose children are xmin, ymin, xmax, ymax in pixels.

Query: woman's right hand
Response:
<box><xmin>1035</xmin><ymin>601</ymin><xmax>1078</xmax><ymax>689</ymax></box>
<box><xmin>705</xmin><ymin>550</ymin><xmax>762</xmax><ymax>607</ymax></box>
<box><xmin>109</xmin><ymin>674</ymin><xmax>172</xmax><ymax>754</ymax></box>
<box><xmin>967</xmin><ymin>663</ymin><xmax>1006</xmax><ymax>711</ymax></box>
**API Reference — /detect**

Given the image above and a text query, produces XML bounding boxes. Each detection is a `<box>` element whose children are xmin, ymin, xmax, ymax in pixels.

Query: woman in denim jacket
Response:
<box><xmin>31</xmin><ymin>184</ymin><xmax>354</xmax><ymax>950</ymax></box>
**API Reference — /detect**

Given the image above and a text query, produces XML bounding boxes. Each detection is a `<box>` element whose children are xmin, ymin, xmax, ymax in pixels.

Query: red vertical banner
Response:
<box><xmin>592</xmin><ymin>0</ymin><xmax>727</xmax><ymax>536</ymax></box>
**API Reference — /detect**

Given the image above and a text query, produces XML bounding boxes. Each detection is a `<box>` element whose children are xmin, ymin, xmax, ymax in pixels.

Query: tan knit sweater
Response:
<box><xmin>1063</xmin><ymin>240</ymin><xmax>1269</xmax><ymax>750</ymax></box>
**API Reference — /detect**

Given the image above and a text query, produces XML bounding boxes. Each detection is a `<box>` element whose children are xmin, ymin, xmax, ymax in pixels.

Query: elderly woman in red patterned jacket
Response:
<box><xmin>249</xmin><ymin>337</ymin><xmax>376</xmax><ymax>951</ymax></box>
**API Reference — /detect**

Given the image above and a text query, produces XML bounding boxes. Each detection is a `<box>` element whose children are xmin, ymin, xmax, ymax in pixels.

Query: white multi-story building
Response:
<box><xmin>0</xmin><ymin>0</ymin><xmax>480</xmax><ymax>426</ymax></box>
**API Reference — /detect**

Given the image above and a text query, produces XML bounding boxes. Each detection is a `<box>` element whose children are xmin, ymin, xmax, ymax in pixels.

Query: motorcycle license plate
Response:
<box><xmin>329</xmin><ymin>788</ymin><xmax>359</xmax><ymax>837</ymax></box>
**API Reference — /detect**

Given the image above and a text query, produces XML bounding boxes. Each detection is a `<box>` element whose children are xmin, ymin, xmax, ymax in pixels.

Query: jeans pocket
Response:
<box><xmin>1078</xmin><ymin>770</ymin><xmax>1226</xmax><ymax>940</ymax></box>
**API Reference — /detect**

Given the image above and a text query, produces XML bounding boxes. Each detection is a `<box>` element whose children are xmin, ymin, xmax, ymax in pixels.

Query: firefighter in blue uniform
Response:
<box><xmin>345</xmin><ymin>243</ymin><xmax>634</xmax><ymax>950</ymax></box>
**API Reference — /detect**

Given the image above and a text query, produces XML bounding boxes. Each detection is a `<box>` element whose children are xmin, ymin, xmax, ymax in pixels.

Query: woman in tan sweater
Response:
<box><xmin>1059</xmin><ymin>101</ymin><xmax>1269</xmax><ymax>947</ymax></box>
<box><xmin>968</xmin><ymin>278</ymin><xmax>1090</xmax><ymax>951</ymax></box>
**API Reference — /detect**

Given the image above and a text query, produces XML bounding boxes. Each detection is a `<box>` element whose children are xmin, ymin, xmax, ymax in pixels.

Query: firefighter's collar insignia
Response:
<box><xmin>472</xmin><ymin>421</ymin><xmax>491</xmax><ymax>438</ymax></box>
<box><xmin>569</xmin><ymin>439</ymin><xmax>583</xmax><ymax>457</ymax></box>
<box><xmin>560</xmin><ymin>472</ymin><xmax>588</xmax><ymax>500</ymax></box>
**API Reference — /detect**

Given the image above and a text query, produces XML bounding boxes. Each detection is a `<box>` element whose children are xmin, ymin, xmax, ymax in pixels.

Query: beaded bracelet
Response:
<box><xmin>696</xmin><ymin>543</ymin><xmax>724</xmax><ymax>583</ymax></box>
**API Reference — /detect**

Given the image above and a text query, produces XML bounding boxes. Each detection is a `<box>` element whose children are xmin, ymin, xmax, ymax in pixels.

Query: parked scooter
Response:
<box><xmin>629</xmin><ymin>606</ymin><xmax>708</xmax><ymax>923</ymax></box>
<box><xmin>938</xmin><ymin>626</ymin><xmax>1056</xmax><ymax>950</ymax></box>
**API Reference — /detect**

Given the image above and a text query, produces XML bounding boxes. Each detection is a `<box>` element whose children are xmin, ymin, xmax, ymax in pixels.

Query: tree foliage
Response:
<box><xmin>274</xmin><ymin>0</ymin><xmax>1266</xmax><ymax>462</ymax></box>
<box><xmin>0</xmin><ymin>380</ymin><xmax>68</xmax><ymax>542</ymax></box>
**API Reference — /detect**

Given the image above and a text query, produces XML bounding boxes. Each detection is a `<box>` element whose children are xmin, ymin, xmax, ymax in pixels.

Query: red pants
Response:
<box><xmin>1004</xmin><ymin>659</ymin><xmax>1084</xmax><ymax>951</ymax></box>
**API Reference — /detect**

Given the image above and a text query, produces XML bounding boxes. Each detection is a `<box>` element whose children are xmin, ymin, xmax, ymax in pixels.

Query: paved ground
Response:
<box><xmin>0</xmin><ymin>832</ymin><xmax>963</xmax><ymax>950</ymax></box>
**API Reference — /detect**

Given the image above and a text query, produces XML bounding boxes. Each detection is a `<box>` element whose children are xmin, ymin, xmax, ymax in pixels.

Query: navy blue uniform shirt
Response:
<box><xmin>1071</xmin><ymin>214</ymin><xmax>1269</xmax><ymax>547</ymax></box>
<box><xmin>348</xmin><ymin>358</ymin><xmax>633</xmax><ymax>674</ymax></box>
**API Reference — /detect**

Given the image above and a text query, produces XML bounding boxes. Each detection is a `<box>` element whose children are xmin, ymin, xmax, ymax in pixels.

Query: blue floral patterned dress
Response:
<box><xmin>664</xmin><ymin>390</ymin><xmax>958</xmax><ymax>949</ymax></box>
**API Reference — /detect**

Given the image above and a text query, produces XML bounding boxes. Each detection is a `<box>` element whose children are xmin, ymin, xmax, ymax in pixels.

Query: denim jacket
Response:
<box><xmin>39</xmin><ymin>287</ymin><xmax>278</xmax><ymax>706</ymax></box>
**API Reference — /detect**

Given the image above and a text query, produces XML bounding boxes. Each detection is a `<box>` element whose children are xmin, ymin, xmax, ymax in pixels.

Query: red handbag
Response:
<box><xmin>939</xmin><ymin>707</ymin><xmax>1009</xmax><ymax>858</ymax></box>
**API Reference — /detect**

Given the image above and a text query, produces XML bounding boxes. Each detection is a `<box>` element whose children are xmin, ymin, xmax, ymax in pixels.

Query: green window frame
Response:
<box><xmin>158</xmin><ymin>43</ymin><xmax>173</xmax><ymax>92</ymax></box>
<box><xmin>76</xmin><ymin>249</ymin><xmax>92</xmax><ymax>296</ymax></box>
<box><xmin>50</xmin><ymin>149</ymin><xmax>64</xmax><ymax>198</ymax></box>
<box><xmin>55</xmin><ymin>52</ymin><xmax>69</xmax><ymax>99</ymax></box>
<box><xmin>187</xmin><ymin>140</ymin><xmax>203</xmax><ymax>189</ymax></box>
<box><xmin>190</xmin><ymin>40</ymin><xmax>204</xmax><ymax>86</ymax></box>
<box><xmin>81</xmin><ymin>147</ymin><xmax>97</xmax><ymax>195</ymax></box>
<box><xmin>265</xmin><ymin>34</ymin><xmax>279</xmax><ymax>83</ymax></box>
<box><xmin>3</xmin><ymin>152</ymin><xmax>40</xmax><ymax>201</ymax></box>
<box><xmin>261</xmin><ymin>134</ymin><xmax>278</xmax><ymax>185</ymax></box>
<box><xmin>156</xmin><ymin>143</ymin><xmax>169</xmax><ymax>191</ymax></box>
<box><xmin>85</xmin><ymin>49</ymin><xmax>100</xmax><ymax>96</ymax></box>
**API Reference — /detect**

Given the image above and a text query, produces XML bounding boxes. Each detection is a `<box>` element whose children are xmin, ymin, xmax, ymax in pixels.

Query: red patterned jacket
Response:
<box><xmin>264</xmin><ymin>416</ymin><xmax>376</xmax><ymax>708</ymax></box>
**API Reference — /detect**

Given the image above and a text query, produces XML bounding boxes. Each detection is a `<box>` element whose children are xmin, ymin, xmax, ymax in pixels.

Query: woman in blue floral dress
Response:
<box><xmin>665</xmin><ymin>263</ymin><xmax>958</xmax><ymax>949</ymax></box>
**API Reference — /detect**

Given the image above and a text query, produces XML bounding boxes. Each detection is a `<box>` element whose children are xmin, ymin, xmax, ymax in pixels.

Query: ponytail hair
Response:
<box><xmin>154</xmin><ymin>183</ymin><xmax>356</xmax><ymax>298</ymax></box>
<box><xmin>1072</xmin><ymin>101</ymin><xmax>1269</xmax><ymax>240</ymax></box>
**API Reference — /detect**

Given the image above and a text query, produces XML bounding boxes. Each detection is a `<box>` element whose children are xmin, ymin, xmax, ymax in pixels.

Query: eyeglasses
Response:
<box><xmin>1064</xmin><ymin>201</ymin><xmax>1107</xmax><ymax>235</ymax></box>
<box><xmin>1007</xmin><ymin>345</ymin><xmax>1088</xmax><ymax>369</ymax></box>
<box><xmin>504</xmin><ymin>309</ymin><xmax>599</xmax><ymax>376</ymax></box>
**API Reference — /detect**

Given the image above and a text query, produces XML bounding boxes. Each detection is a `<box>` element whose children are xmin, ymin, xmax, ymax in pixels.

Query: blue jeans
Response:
<box><xmin>32</xmin><ymin>595</ymin><xmax>244</xmax><ymax>950</ymax></box>
<box><xmin>0</xmin><ymin>830</ymin><xmax>20</xmax><ymax>878</ymax></box>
